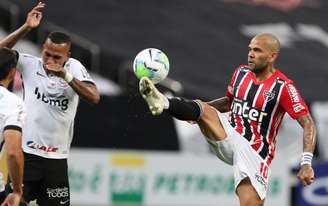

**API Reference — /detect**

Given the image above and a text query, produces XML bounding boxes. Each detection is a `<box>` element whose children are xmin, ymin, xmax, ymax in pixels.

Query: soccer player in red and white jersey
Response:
<box><xmin>139</xmin><ymin>33</ymin><xmax>316</xmax><ymax>206</ymax></box>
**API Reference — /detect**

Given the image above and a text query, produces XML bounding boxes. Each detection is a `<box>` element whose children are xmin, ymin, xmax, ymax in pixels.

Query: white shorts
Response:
<box><xmin>206</xmin><ymin>112</ymin><xmax>271</xmax><ymax>200</ymax></box>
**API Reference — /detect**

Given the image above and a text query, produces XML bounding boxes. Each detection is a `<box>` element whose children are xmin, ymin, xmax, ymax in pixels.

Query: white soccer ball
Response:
<box><xmin>133</xmin><ymin>48</ymin><xmax>170</xmax><ymax>84</ymax></box>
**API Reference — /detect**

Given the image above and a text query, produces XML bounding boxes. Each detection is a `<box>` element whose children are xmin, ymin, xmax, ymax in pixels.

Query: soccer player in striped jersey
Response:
<box><xmin>140</xmin><ymin>33</ymin><xmax>316</xmax><ymax>206</ymax></box>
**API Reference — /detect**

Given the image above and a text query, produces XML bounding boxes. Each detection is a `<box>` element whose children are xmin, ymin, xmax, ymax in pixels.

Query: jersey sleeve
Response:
<box><xmin>280</xmin><ymin>82</ymin><xmax>309</xmax><ymax>119</ymax></box>
<box><xmin>4</xmin><ymin>100</ymin><xmax>26</xmax><ymax>131</ymax></box>
<box><xmin>70</xmin><ymin>59</ymin><xmax>95</xmax><ymax>83</ymax></box>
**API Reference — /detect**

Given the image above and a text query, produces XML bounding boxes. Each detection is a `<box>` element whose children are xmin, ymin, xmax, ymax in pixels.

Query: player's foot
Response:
<box><xmin>139</xmin><ymin>77</ymin><xmax>165</xmax><ymax>115</ymax></box>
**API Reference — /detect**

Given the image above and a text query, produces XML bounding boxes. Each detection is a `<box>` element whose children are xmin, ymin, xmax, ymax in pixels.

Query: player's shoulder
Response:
<box><xmin>232</xmin><ymin>64</ymin><xmax>252</xmax><ymax>76</ymax></box>
<box><xmin>0</xmin><ymin>88</ymin><xmax>24</xmax><ymax>112</ymax></box>
<box><xmin>274</xmin><ymin>69</ymin><xmax>294</xmax><ymax>85</ymax></box>
<box><xmin>18</xmin><ymin>52</ymin><xmax>40</xmax><ymax>62</ymax></box>
<box><xmin>66</xmin><ymin>58</ymin><xmax>85</xmax><ymax>70</ymax></box>
<box><xmin>235</xmin><ymin>64</ymin><xmax>250</xmax><ymax>72</ymax></box>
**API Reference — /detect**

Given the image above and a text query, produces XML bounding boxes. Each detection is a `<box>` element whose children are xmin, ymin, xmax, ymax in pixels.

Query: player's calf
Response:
<box><xmin>139</xmin><ymin>77</ymin><xmax>204</xmax><ymax>121</ymax></box>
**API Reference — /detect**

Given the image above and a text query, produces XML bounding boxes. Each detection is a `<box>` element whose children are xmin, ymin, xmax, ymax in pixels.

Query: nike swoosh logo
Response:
<box><xmin>36</xmin><ymin>71</ymin><xmax>46</xmax><ymax>77</ymax></box>
<box><xmin>60</xmin><ymin>199</ymin><xmax>69</xmax><ymax>205</ymax></box>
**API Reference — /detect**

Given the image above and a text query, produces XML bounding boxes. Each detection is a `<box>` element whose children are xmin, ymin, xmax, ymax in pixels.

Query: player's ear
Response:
<box><xmin>271</xmin><ymin>52</ymin><xmax>278</xmax><ymax>63</ymax></box>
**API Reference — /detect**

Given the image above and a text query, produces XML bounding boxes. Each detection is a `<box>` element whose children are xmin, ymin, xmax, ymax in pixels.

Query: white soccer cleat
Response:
<box><xmin>139</xmin><ymin>77</ymin><xmax>165</xmax><ymax>115</ymax></box>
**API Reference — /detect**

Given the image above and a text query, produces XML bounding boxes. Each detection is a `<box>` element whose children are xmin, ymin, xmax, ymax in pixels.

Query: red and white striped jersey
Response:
<box><xmin>226</xmin><ymin>65</ymin><xmax>309</xmax><ymax>166</ymax></box>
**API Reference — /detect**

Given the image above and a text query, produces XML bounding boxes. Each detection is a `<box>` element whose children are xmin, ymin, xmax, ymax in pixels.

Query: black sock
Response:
<box><xmin>167</xmin><ymin>97</ymin><xmax>201</xmax><ymax>121</ymax></box>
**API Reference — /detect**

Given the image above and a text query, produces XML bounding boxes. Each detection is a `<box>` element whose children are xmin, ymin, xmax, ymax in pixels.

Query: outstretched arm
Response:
<box><xmin>296</xmin><ymin>114</ymin><xmax>317</xmax><ymax>186</ymax></box>
<box><xmin>0</xmin><ymin>2</ymin><xmax>45</xmax><ymax>49</ymax></box>
<box><xmin>207</xmin><ymin>97</ymin><xmax>230</xmax><ymax>113</ymax></box>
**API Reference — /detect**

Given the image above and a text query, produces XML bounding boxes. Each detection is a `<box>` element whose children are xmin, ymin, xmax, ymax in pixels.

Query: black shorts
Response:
<box><xmin>22</xmin><ymin>152</ymin><xmax>70</xmax><ymax>206</ymax></box>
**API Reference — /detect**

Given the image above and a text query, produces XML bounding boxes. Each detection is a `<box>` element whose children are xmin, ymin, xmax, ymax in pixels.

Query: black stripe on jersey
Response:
<box><xmin>243</xmin><ymin>83</ymin><xmax>260</xmax><ymax>141</ymax></box>
<box><xmin>230</xmin><ymin>69</ymin><xmax>248</xmax><ymax>129</ymax></box>
<box><xmin>4</xmin><ymin>125</ymin><xmax>22</xmax><ymax>132</ymax></box>
<box><xmin>233</xmin><ymin>70</ymin><xmax>248</xmax><ymax>96</ymax></box>
<box><xmin>230</xmin><ymin>113</ymin><xmax>236</xmax><ymax>128</ymax></box>
<box><xmin>259</xmin><ymin>79</ymin><xmax>285</xmax><ymax>159</ymax></box>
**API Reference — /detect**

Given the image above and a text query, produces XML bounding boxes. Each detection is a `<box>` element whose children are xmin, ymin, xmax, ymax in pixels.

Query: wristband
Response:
<box><xmin>301</xmin><ymin>152</ymin><xmax>313</xmax><ymax>166</ymax></box>
<box><xmin>64</xmin><ymin>72</ymin><xmax>74</xmax><ymax>83</ymax></box>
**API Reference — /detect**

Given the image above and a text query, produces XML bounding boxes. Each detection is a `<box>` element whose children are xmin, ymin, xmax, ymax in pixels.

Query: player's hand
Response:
<box><xmin>0</xmin><ymin>193</ymin><xmax>21</xmax><ymax>206</ymax></box>
<box><xmin>44</xmin><ymin>63</ymin><xmax>66</xmax><ymax>78</ymax></box>
<box><xmin>25</xmin><ymin>2</ymin><xmax>45</xmax><ymax>29</ymax></box>
<box><xmin>297</xmin><ymin>164</ymin><xmax>315</xmax><ymax>186</ymax></box>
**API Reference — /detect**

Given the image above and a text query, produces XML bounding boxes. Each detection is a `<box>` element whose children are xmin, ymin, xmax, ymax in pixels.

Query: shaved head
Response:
<box><xmin>252</xmin><ymin>33</ymin><xmax>281</xmax><ymax>53</ymax></box>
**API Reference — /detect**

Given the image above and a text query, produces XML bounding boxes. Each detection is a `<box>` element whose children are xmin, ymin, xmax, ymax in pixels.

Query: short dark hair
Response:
<box><xmin>0</xmin><ymin>48</ymin><xmax>18</xmax><ymax>80</ymax></box>
<box><xmin>47</xmin><ymin>31</ymin><xmax>71</xmax><ymax>45</ymax></box>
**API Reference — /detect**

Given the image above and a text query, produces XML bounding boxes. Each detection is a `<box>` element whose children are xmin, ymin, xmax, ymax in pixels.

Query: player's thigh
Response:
<box><xmin>37</xmin><ymin>159</ymin><xmax>70</xmax><ymax>206</ymax></box>
<box><xmin>22</xmin><ymin>180</ymin><xmax>42</xmax><ymax>203</ymax></box>
<box><xmin>197</xmin><ymin>102</ymin><xmax>227</xmax><ymax>141</ymax></box>
<box><xmin>236</xmin><ymin>178</ymin><xmax>264</xmax><ymax>206</ymax></box>
<box><xmin>21</xmin><ymin>153</ymin><xmax>44</xmax><ymax>203</ymax></box>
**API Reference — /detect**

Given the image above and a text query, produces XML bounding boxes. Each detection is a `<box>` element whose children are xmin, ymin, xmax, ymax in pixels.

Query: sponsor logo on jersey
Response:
<box><xmin>46</xmin><ymin>187</ymin><xmax>69</xmax><ymax>198</ymax></box>
<box><xmin>34</xmin><ymin>87</ymin><xmax>69</xmax><ymax>111</ymax></box>
<box><xmin>255</xmin><ymin>173</ymin><xmax>268</xmax><ymax>190</ymax></box>
<box><xmin>287</xmin><ymin>84</ymin><xmax>300</xmax><ymax>103</ymax></box>
<box><xmin>232</xmin><ymin>99</ymin><xmax>268</xmax><ymax>122</ymax></box>
<box><xmin>293</xmin><ymin>102</ymin><xmax>305</xmax><ymax>113</ymax></box>
<box><xmin>27</xmin><ymin>141</ymin><xmax>59</xmax><ymax>153</ymax></box>
<box><xmin>287</xmin><ymin>84</ymin><xmax>305</xmax><ymax>113</ymax></box>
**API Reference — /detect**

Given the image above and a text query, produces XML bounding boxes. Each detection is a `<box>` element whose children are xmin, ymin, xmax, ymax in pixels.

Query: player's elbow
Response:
<box><xmin>89</xmin><ymin>93</ymin><xmax>100</xmax><ymax>105</ymax></box>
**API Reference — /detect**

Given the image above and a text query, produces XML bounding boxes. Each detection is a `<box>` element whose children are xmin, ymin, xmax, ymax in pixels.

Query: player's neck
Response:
<box><xmin>253</xmin><ymin>66</ymin><xmax>276</xmax><ymax>82</ymax></box>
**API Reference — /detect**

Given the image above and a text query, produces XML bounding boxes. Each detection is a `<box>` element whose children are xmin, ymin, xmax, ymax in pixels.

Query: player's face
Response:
<box><xmin>42</xmin><ymin>40</ymin><xmax>70</xmax><ymax>67</ymax></box>
<box><xmin>247</xmin><ymin>38</ymin><xmax>273</xmax><ymax>73</ymax></box>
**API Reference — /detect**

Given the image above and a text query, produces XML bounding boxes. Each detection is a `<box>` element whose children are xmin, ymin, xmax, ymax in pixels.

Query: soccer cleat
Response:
<box><xmin>139</xmin><ymin>77</ymin><xmax>165</xmax><ymax>115</ymax></box>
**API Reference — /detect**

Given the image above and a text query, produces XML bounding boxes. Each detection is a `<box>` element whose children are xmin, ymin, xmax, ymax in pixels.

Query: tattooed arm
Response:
<box><xmin>297</xmin><ymin>114</ymin><xmax>317</xmax><ymax>153</ymax></box>
<box><xmin>207</xmin><ymin>97</ymin><xmax>230</xmax><ymax>113</ymax></box>
<box><xmin>296</xmin><ymin>114</ymin><xmax>317</xmax><ymax>186</ymax></box>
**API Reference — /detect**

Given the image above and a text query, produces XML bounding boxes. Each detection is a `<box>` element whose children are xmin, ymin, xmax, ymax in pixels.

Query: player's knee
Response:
<box><xmin>240</xmin><ymin>194</ymin><xmax>263</xmax><ymax>206</ymax></box>
<box><xmin>247</xmin><ymin>197</ymin><xmax>264</xmax><ymax>206</ymax></box>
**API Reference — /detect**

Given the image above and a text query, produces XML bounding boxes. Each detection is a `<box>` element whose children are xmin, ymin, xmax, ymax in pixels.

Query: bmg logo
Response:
<box><xmin>34</xmin><ymin>87</ymin><xmax>69</xmax><ymax>111</ymax></box>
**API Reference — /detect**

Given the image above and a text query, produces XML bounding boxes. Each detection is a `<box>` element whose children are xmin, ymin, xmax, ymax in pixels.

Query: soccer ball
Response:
<box><xmin>133</xmin><ymin>48</ymin><xmax>170</xmax><ymax>84</ymax></box>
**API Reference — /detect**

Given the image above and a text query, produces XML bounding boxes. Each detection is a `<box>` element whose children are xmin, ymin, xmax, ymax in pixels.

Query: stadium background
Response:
<box><xmin>1</xmin><ymin>0</ymin><xmax>328</xmax><ymax>205</ymax></box>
